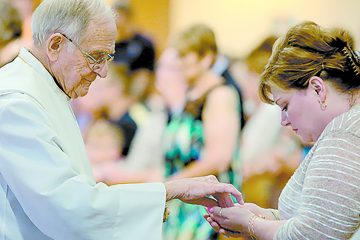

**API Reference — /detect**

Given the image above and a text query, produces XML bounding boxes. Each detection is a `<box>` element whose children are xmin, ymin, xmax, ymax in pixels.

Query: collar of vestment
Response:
<box><xmin>18</xmin><ymin>48</ymin><xmax>71</xmax><ymax>102</ymax></box>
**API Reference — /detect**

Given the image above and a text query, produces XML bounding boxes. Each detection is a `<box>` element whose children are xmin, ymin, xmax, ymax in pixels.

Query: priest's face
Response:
<box><xmin>53</xmin><ymin>21</ymin><xmax>116</xmax><ymax>98</ymax></box>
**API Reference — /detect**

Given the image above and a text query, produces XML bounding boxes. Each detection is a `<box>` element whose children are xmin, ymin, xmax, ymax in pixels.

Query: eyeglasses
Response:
<box><xmin>61</xmin><ymin>34</ymin><xmax>114</xmax><ymax>72</ymax></box>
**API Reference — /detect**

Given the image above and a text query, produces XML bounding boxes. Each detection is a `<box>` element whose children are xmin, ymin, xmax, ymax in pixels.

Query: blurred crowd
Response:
<box><xmin>0</xmin><ymin>0</ymin><xmax>309</xmax><ymax>239</ymax></box>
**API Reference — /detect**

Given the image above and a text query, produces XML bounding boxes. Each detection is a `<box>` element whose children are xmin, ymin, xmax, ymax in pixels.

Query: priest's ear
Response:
<box><xmin>46</xmin><ymin>33</ymin><xmax>66</xmax><ymax>62</ymax></box>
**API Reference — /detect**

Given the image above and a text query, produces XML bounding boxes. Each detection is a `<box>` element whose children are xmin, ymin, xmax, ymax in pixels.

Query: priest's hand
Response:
<box><xmin>164</xmin><ymin>175</ymin><xmax>243</xmax><ymax>208</ymax></box>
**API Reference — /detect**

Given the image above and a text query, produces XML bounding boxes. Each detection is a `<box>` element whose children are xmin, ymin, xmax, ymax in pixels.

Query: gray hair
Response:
<box><xmin>32</xmin><ymin>0</ymin><xmax>116</xmax><ymax>47</ymax></box>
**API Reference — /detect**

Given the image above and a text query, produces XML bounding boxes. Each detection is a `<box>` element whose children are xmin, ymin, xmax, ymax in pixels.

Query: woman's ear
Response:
<box><xmin>308</xmin><ymin>76</ymin><xmax>327</xmax><ymax>110</ymax></box>
<box><xmin>46</xmin><ymin>33</ymin><xmax>66</xmax><ymax>62</ymax></box>
<box><xmin>308</xmin><ymin>76</ymin><xmax>327</xmax><ymax>107</ymax></box>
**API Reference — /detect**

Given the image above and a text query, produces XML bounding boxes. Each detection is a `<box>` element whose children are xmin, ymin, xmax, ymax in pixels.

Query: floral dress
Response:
<box><xmin>162</xmin><ymin>85</ymin><xmax>241</xmax><ymax>240</ymax></box>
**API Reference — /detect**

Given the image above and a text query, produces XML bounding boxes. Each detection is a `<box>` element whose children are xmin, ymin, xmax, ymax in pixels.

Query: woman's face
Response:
<box><xmin>271</xmin><ymin>85</ymin><xmax>328</xmax><ymax>143</ymax></box>
<box><xmin>180</xmin><ymin>52</ymin><xmax>207</xmax><ymax>85</ymax></box>
<box><xmin>155</xmin><ymin>49</ymin><xmax>187</xmax><ymax>110</ymax></box>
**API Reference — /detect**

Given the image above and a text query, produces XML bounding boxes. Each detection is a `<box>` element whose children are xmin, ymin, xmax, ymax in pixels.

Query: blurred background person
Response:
<box><xmin>107</xmin><ymin>0</ymin><xmax>157</xmax><ymax>157</ymax></box>
<box><xmin>85</xmin><ymin>119</ymin><xmax>124</xmax><ymax>178</ymax></box>
<box><xmin>84</xmin><ymin>117</ymin><xmax>162</xmax><ymax>184</ymax></box>
<box><xmin>0</xmin><ymin>0</ymin><xmax>22</xmax><ymax>67</ymax></box>
<box><xmin>0</xmin><ymin>0</ymin><xmax>41</xmax><ymax>66</ymax></box>
<box><xmin>112</xmin><ymin>0</ymin><xmax>156</xmax><ymax>74</ymax></box>
<box><xmin>86</xmin><ymin>62</ymin><xmax>161</xmax><ymax>184</ymax></box>
<box><xmin>106</xmin><ymin>48</ymin><xmax>187</xmax><ymax>182</ymax></box>
<box><xmin>211</xmin><ymin>45</ymin><xmax>246</xmax><ymax>129</ymax></box>
<box><xmin>162</xmin><ymin>24</ymin><xmax>241</xmax><ymax>240</ymax></box>
<box><xmin>155</xmin><ymin>48</ymin><xmax>188</xmax><ymax>117</ymax></box>
<box><xmin>98</xmin><ymin>64</ymin><xmax>138</xmax><ymax>157</ymax></box>
<box><xmin>85</xmin><ymin>48</ymin><xmax>187</xmax><ymax>184</ymax></box>
<box><xmin>71</xmin><ymin>76</ymin><xmax>107</xmax><ymax>135</ymax></box>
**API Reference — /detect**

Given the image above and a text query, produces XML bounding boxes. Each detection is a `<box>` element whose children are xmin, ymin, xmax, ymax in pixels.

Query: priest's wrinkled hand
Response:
<box><xmin>164</xmin><ymin>175</ymin><xmax>243</xmax><ymax>208</ymax></box>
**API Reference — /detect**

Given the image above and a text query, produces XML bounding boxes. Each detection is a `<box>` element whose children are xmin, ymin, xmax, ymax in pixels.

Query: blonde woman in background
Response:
<box><xmin>163</xmin><ymin>24</ymin><xmax>242</xmax><ymax>239</ymax></box>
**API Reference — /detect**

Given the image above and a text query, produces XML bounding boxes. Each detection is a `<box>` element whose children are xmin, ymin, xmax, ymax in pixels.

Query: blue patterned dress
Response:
<box><xmin>162</xmin><ymin>85</ymin><xmax>241</xmax><ymax>240</ymax></box>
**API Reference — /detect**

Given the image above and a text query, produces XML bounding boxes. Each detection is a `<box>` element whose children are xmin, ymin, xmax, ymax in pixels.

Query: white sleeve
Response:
<box><xmin>0</xmin><ymin>94</ymin><xmax>166</xmax><ymax>240</ymax></box>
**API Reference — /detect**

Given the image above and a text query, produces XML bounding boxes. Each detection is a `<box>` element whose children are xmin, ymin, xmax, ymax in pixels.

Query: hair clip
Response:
<box><xmin>342</xmin><ymin>46</ymin><xmax>360</xmax><ymax>76</ymax></box>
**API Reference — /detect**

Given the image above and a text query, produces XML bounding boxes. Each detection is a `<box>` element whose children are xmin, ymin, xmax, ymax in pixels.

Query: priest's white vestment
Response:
<box><xmin>0</xmin><ymin>48</ymin><xmax>165</xmax><ymax>240</ymax></box>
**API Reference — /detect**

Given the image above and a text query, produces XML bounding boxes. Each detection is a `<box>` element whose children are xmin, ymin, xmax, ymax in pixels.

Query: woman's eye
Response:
<box><xmin>282</xmin><ymin>105</ymin><xmax>288</xmax><ymax>112</ymax></box>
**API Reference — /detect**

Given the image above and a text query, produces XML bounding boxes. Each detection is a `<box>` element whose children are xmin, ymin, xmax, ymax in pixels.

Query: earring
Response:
<box><xmin>319</xmin><ymin>100</ymin><xmax>327</xmax><ymax>110</ymax></box>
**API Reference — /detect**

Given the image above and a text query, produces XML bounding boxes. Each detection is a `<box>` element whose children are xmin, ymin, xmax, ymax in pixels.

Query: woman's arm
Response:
<box><xmin>273</xmin><ymin>130</ymin><xmax>360</xmax><ymax>239</ymax></box>
<box><xmin>243</xmin><ymin>203</ymin><xmax>280</xmax><ymax>220</ymax></box>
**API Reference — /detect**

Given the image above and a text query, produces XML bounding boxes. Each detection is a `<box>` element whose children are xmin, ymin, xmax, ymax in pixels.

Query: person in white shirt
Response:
<box><xmin>0</xmin><ymin>1</ymin><xmax>242</xmax><ymax>239</ymax></box>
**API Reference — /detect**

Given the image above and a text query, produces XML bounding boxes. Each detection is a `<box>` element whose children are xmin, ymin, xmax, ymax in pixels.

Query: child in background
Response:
<box><xmin>85</xmin><ymin>119</ymin><xmax>124</xmax><ymax>181</ymax></box>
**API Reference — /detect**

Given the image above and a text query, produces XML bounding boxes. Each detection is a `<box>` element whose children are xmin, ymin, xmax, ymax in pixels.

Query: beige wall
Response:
<box><xmin>169</xmin><ymin>0</ymin><xmax>360</xmax><ymax>57</ymax></box>
<box><xmin>131</xmin><ymin>0</ymin><xmax>169</xmax><ymax>54</ymax></box>
<box><xmin>107</xmin><ymin>0</ymin><xmax>170</xmax><ymax>55</ymax></box>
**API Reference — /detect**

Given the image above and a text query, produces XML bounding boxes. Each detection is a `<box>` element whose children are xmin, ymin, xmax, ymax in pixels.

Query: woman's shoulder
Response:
<box><xmin>322</xmin><ymin>104</ymin><xmax>360</xmax><ymax>137</ymax></box>
<box><xmin>206</xmin><ymin>82</ymin><xmax>238</xmax><ymax>101</ymax></box>
<box><xmin>310</xmin><ymin>104</ymin><xmax>360</xmax><ymax>171</ymax></box>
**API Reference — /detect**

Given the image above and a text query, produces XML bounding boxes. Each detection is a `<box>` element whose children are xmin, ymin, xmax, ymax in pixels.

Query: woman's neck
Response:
<box><xmin>187</xmin><ymin>71</ymin><xmax>223</xmax><ymax>101</ymax></box>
